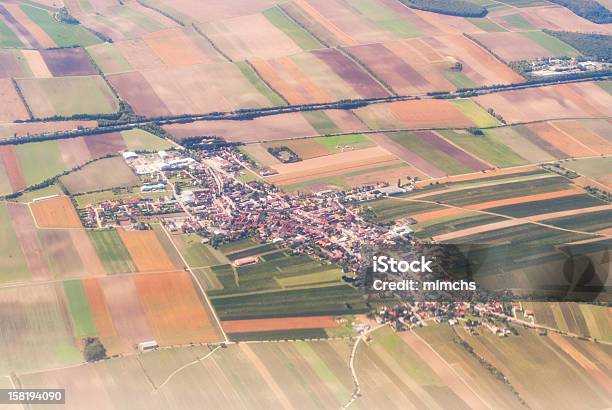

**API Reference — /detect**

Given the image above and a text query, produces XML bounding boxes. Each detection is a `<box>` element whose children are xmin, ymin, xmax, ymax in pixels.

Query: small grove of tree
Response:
<box><xmin>399</xmin><ymin>0</ymin><xmax>487</xmax><ymax>18</ymax></box>
<box><xmin>56</xmin><ymin>8</ymin><xmax>80</xmax><ymax>25</ymax></box>
<box><xmin>83</xmin><ymin>337</ymin><xmax>107</xmax><ymax>362</ymax></box>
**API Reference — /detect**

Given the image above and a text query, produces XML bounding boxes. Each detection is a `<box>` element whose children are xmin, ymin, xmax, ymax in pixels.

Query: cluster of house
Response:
<box><xmin>528</xmin><ymin>57</ymin><xmax>611</xmax><ymax>77</ymax></box>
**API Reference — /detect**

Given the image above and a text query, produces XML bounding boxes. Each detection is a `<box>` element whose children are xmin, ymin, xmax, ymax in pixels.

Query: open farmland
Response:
<box><xmin>0</xmin><ymin>78</ymin><xmax>29</xmax><ymax>122</ymax></box>
<box><xmin>30</xmin><ymin>196</ymin><xmax>82</xmax><ymax>229</ymax></box>
<box><xmin>16</xmin><ymin>76</ymin><xmax>118</xmax><ymax>118</ymax></box>
<box><xmin>117</xmin><ymin>229</ymin><xmax>178</xmax><ymax>273</ymax></box>
<box><xmin>60</xmin><ymin>157</ymin><xmax>141</xmax><ymax>194</ymax></box>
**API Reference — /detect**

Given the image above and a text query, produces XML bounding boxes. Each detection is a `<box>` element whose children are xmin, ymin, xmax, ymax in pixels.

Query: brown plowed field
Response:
<box><xmin>387</xmin><ymin>99</ymin><xmax>473</xmax><ymax>128</ymax></box>
<box><xmin>58</xmin><ymin>137</ymin><xmax>92</xmax><ymax>169</ymax></box>
<box><xmin>40</xmin><ymin>48</ymin><xmax>97</xmax><ymax>77</ymax></box>
<box><xmin>83</xmin><ymin>132</ymin><xmax>127</xmax><ymax>158</ymax></box>
<box><xmin>100</xmin><ymin>276</ymin><xmax>154</xmax><ymax>351</ymax></box>
<box><xmin>528</xmin><ymin>123</ymin><xmax>596</xmax><ymax>157</ymax></box>
<box><xmin>0</xmin><ymin>78</ymin><xmax>29</xmax><ymax>122</ymax></box>
<box><xmin>108</xmin><ymin>72</ymin><xmax>171</xmax><ymax>117</ymax></box>
<box><xmin>134</xmin><ymin>271</ymin><xmax>221</xmax><ymax>345</ymax></box>
<box><xmin>30</xmin><ymin>196</ymin><xmax>82</xmax><ymax>229</ymax></box>
<box><xmin>222</xmin><ymin>316</ymin><xmax>338</xmax><ymax>333</ymax></box>
<box><xmin>312</xmin><ymin>48</ymin><xmax>389</xmax><ymax>98</ymax></box>
<box><xmin>83</xmin><ymin>279</ymin><xmax>121</xmax><ymax>354</ymax></box>
<box><xmin>7</xmin><ymin>203</ymin><xmax>51</xmax><ymax>281</ymax></box>
<box><xmin>0</xmin><ymin>145</ymin><xmax>26</xmax><ymax>192</ymax></box>
<box><xmin>553</xmin><ymin>121</ymin><xmax>612</xmax><ymax>154</ymax></box>
<box><xmin>523</xmin><ymin>7</ymin><xmax>612</xmax><ymax>35</ymax></box>
<box><xmin>143</xmin><ymin>28</ymin><xmax>213</xmax><ymax>66</ymax></box>
<box><xmin>117</xmin><ymin>229</ymin><xmax>177</xmax><ymax>272</ymax></box>
<box><xmin>252</xmin><ymin>57</ymin><xmax>331</xmax><ymax>104</ymax></box>
<box><xmin>114</xmin><ymin>39</ymin><xmax>163</xmax><ymax>71</ymax></box>
<box><xmin>0</xmin><ymin>50</ymin><xmax>27</xmax><ymax>78</ymax></box>
<box><xmin>292</xmin><ymin>0</ymin><xmax>356</xmax><ymax>46</ymax></box>
<box><xmin>164</xmin><ymin>112</ymin><xmax>318</xmax><ymax>143</ymax></box>
<box><xmin>70</xmin><ymin>229</ymin><xmax>106</xmax><ymax>277</ymax></box>
<box><xmin>269</xmin><ymin>146</ymin><xmax>399</xmax><ymax>185</ymax></box>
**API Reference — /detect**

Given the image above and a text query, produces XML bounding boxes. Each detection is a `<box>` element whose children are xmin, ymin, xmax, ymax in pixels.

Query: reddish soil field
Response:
<box><xmin>134</xmin><ymin>271</ymin><xmax>221</xmax><ymax>345</ymax></box>
<box><xmin>552</xmin><ymin>121</ymin><xmax>612</xmax><ymax>154</ymax></box>
<box><xmin>417</xmin><ymin>131</ymin><xmax>491</xmax><ymax>170</ymax></box>
<box><xmin>117</xmin><ymin>229</ymin><xmax>177</xmax><ymax>273</ymax></box>
<box><xmin>346</xmin><ymin>43</ymin><xmax>430</xmax><ymax>95</ymax></box>
<box><xmin>115</xmin><ymin>39</ymin><xmax>163</xmax><ymax>71</ymax></box>
<box><xmin>143</xmin><ymin>28</ymin><xmax>213</xmax><ymax>66</ymax></box>
<box><xmin>0</xmin><ymin>121</ymin><xmax>98</xmax><ymax>140</ymax></box>
<box><xmin>57</xmin><ymin>137</ymin><xmax>92</xmax><ymax>169</ymax></box>
<box><xmin>6</xmin><ymin>203</ymin><xmax>51</xmax><ymax>281</ymax></box>
<box><xmin>83</xmin><ymin>279</ymin><xmax>121</xmax><ymax>354</ymax></box>
<box><xmin>528</xmin><ymin>123</ymin><xmax>596</xmax><ymax>158</ymax></box>
<box><xmin>100</xmin><ymin>276</ymin><xmax>154</xmax><ymax>351</ymax></box>
<box><xmin>83</xmin><ymin>132</ymin><xmax>127</xmax><ymax>158</ymax></box>
<box><xmin>69</xmin><ymin>229</ymin><xmax>106</xmax><ymax>277</ymax></box>
<box><xmin>387</xmin><ymin>100</ymin><xmax>473</xmax><ymax>128</ymax></box>
<box><xmin>312</xmin><ymin>48</ymin><xmax>389</xmax><ymax>98</ymax></box>
<box><xmin>108</xmin><ymin>72</ymin><xmax>171</xmax><ymax>117</ymax></box>
<box><xmin>0</xmin><ymin>78</ymin><xmax>29</xmax><ymax>122</ymax></box>
<box><xmin>253</xmin><ymin>57</ymin><xmax>331</xmax><ymax>104</ymax></box>
<box><xmin>165</xmin><ymin>112</ymin><xmax>318</xmax><ymax>143</ymax></box>
<box><xmin>39</xmin><ymin>48</ymin><xmax>97</xmax><ymax>77</ymax></box>
<box><xmin>292</xmin><ymin>0</ymin><xmax>357</xmax><ymax>46</ymax></box>
<box><xmin>222</xmin><ymin>315</ymin><xmax>338</xmax><ymax>333</ymax></box>
<box><xmin>30</xmin><ymin>196</ymin><xmax>82</xmax><ymax>229</ymax></box>
<box><xmin>0</xmin><ymin>145</ymin><xmax>26</xmax><ymax>191</ymax></box>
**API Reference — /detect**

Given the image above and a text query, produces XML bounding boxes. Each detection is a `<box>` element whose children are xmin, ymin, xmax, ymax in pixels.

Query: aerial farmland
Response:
<box><xmin>0</xmin><ymin>0</ymin><xmax>611</xmax><ymax>408</ymax></box>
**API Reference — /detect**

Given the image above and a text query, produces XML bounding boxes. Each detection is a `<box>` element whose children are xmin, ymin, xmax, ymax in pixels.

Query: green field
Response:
<box><xmin>63</xmin><ymin>280</ymin><xmax>96</xmax><ymax>338</ymax></box>
<box><xmin>236</xmin><ymin>61</ymin><xmax>287</xmax><ymax>106</ymax></box>
<box><xmin>18</xmin><ymin>76</ymin><xmax>119</xmax><ymax>118</ymax></box>
<box><xmin>14</xmin><ymin>140</ymin><xmax>64</xmax><ymax>186</ymax></box>
<box><xmin>416</xmin><ymin>212</ymin><xmax>505</xmax><ymax>238</ymax></box>
<box><xmin>443</xmin><ymin>70</ymin><xmax>478</xmax><ymax>89</ymax></box>
<box><xmin>562</xmin><ymin>157</ymin><xmax>612</xmax><ymax>182</ymax></box>
<box><xmin>88</xmin><ymin>229</ymin><xmax>136</xmax><ymax>274</ymax></box>
<box><xmin>263</xmin><ymin>7</ymin><xmax>322</xmax><ymax>50</ymax></box>
<box><xmin>302</xmin><ymin>111</ymin><xmax>340</xmax><ymax>134</ymax></box>
<box><xmin>349</xmin><ymin>0</ymin><xmax>422</xmax><ymax>37</ymax></box>
<box><xmin>365</xmin><ymin>196</ymin><xmax>447</xmax><ymax>223</ymax></box>
<box><xmin>0</xmin><ymin>203</ymin><xmax>29</xmax><ymax>283</ymax></box>
<box><xmin>120</xmin><ymin>129</ymin><xmax>173</xmax><ymax>151</ymax></box>
<box><xmin>486</xmin><ymin>194</ymin><xmax>606</xmax><ymax>218</ymax></box>
<box><xmin>451</xmin><ymin>99</ymin><xmax>501</xmax><ymax>127</ymax></box>
<box><xmin>228</xmin><ymin>328</ymin><xmax>329</xmax><ymax>342</ymax></box>
<box><xmin>387</xmin><ymin>131</ymin><xmax>474</xmax><ymax>175</ymax></box>
<box><xmin>467</xmin><ymin>17</ymin><xmax>507</xmax><ymax>32</ymax></box>
<box><xmin>544</xmin><ymin>209</ymin><xmax>612</xmax><ymax>233</ymax></box>
<box><xmin>501</xmin><ymin>13</ymin><xmax>535</xmax><ymax>30</ymax></box>
<box><xmin>0</xmin><ymin>19</ymin><xmax>23</xmax><ymax>47</ymax></box>
<box><xmin>224</xmin><ymin>243</ymin><xmax>278</xmax><ymax>261</ymax></box>
<box><xmin>172</xmin><ymin>234</ymin><xmax>227</xmax><ymax>268</ymax></box>
<box><xmin>20</xmin><ymin>4</ymin><xmax>101</xmax><ymax>47</ymax></box>
<box><xmin>86</xmin><ymin>43</ymin><xmax>132</xmax><ymax>75</ymax></box>
<box><xmin>440</xmin><ymin>130</ymin><xmax>528</xmax><ymax>167</ymax></box>
<box><xmin>597</xmin><ymin>80</ymin><xmax>612</xmax><ymax>95</ymax></box>
<box><xmin>314</xmin><ymin>133</ymin><xmax>373</xmax><ymax>152</ymax></box>
<box><xmin>520</xmin><ymin>31</ymin><xmax>581</xmax><ymax>57</ymax></box>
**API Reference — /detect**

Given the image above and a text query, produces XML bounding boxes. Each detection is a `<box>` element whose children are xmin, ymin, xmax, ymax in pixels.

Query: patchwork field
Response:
<box><xmin>60</xmin><ymin>156</ymin><xmax>140</xmax><ymax>194</ymax></box>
